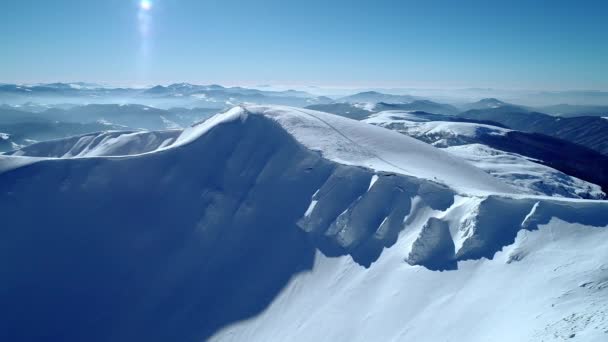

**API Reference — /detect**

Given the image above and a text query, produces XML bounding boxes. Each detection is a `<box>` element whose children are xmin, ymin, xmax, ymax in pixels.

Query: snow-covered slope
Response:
<box><xmin>364</xmin><ymin>111</ymin><xmax>605</xmax><ymax>199</ymax></box>
<box><xmin>445</xmin><ymin>144</ymin><xmax>604</xmax><ymax>199</ymax></box>
<box><xmin>6</xmin><ymin>130</ymin><xmax>180</xmax><ymax>158</ymax></box>
<box><xmin>365</xmin><ymin>111</ymin><xmax>512</xmax><ymax>145</ymax></box>
<box><xmin>213</xmin><ymin>215</ymin><xmax>608</xmax><ymax>342</ymax></box>
<box><xmin>459</xmin><ymin>107</ymin><xmax>608</xmax><ymax>156</ymax></box>
<box><xmin>1</xmin><ymin>105</ymin><xmax>607</xmax><ymax>342</ymax></box>
<box><xmin>7</xmin><ymin>106</ymin><xmax>515</xmax><ymax>194</ymax></box>
<box><xmin>214</xmin><ymin>106</ymin><xmax>516</xmax><ymax>195</ymax></box>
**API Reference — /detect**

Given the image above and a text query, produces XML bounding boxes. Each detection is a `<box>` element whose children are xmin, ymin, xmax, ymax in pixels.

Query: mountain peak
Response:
<box><xmin>477</xmin><ymin>98</ymin><xmax>506</xmax><ymax>106</ymax></box>
<box><xmin>2</xmin><ymin>104</ymin><xmax>608</xmax><ymax>342</ymax></box>
<box><xmin>177</xmin><ymin>105</ymin><xmax>516</xmax><ymax>194</ymax></box>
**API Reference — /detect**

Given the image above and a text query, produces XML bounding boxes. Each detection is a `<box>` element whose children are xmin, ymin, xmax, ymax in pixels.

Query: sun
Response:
<box><xmin>140</xmin><ymin>0</ymin><xmax>152</xmax><ymax>11</ymax></box>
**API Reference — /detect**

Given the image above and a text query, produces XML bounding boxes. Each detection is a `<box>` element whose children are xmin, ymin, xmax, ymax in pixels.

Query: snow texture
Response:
<box><xmin>0</xmin><ymin>105</ymin><xmax>607</xmax><ymax>342</ymax></box>
<box><xmin>6</xmin><ymin>130</ymin><xmax>181</xmax><ymax>158</ymax></box>
<box><xmin>365</xmin><ymin>110</ymin><xmax>605</xmax><ymax>199</ymax></box>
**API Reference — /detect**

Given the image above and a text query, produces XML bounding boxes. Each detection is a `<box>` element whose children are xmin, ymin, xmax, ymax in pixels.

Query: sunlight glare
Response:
<box><xmin>140</xmin><ymin>0</ymin><xmax>152</xmax><ymax>11</ymax></box>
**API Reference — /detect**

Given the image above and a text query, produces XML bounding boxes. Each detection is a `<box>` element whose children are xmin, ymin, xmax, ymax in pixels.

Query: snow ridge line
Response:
<box><xmin>287</xmin><ymin>107</ymin><xmax>434</xmax><ymax>183</ymax></box>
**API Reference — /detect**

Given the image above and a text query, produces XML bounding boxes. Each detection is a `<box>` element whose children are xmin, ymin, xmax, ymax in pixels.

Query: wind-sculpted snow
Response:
<box><xmin>297</xmin><ymin>169</ymin><xmax>456</xmax><ymax>268</ymax></box>
<box><xmin>5</xmin><ymin>130</ymin><xmax>181</xmax><ymax>157</ymax></box>
<box><xmin>449</xmin><ymin>196</ymin><xmax>608</xmax><ymax>262</ymax></box>
<box><xmin>0</xmin><ymin>105</ymin><xmax>607</xmax><ymax>341</ymax></box>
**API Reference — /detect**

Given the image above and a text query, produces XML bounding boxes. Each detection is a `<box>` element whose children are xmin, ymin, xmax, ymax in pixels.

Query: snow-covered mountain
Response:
<box><xmin>0</xmin><ymin>113</ymin><xmax>129</xmax><ymax>153</ymax></box>
<box><xmin>0</xmin><ymin>105</ymin><xmax>219</xmax><ymax>152</ymax></box>
<box><xmin>5</xmin><ymin>130</ymin><xmax>181</xmax><ymax>158</ymax></box>
<box><xmin>40</xmin><ymin>104</ymin><xmax>215</xmax><ymax>130</ymax></box>
<box><xmin>1</xmin><ymin>105</ymin><xmax>607</xmax><ymax>342</ymax></box>
<box><xmin>458</xmin><ymin>97</ymin><xmax>516</xmax><ymax>111</ymax></box>
<box><xmin>364</xmin><ymin>111</ymin><xmax>605</xmax><ymax>199</ymax></box>
<box><xmin>459</xmin><ymin>107</ymin><xmax>608</xmax><ymax>155</ymax></box>
<box><xmin>307</xmin><ymin>105</ymin><xmax>608</xmax><ymax>197</ymax></box>
<box><xmin>308</xmin><ymin>100</ymin><xmax>460</xmax><ymax>116</ymax></box>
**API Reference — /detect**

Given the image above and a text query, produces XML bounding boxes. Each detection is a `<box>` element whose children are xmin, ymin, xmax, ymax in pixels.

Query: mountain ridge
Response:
<box><xmin>1</xmin><ymin>105</ymin><xmax>607</xmax><ymax>341</ymax></box>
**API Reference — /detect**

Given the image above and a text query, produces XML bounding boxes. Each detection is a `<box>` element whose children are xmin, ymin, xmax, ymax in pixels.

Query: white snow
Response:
<box><xmin>415</xmin><ymin>121</ymin><xmax>509</xmax><ymax>138</ymax></box>
<box><xmin>304</xmin><ymin>200</ymin><xmax>318</xmax><ymax>217</ymax></box>
<box><xmin>8</xmin><ymin>130</ymin><xmax>181</xmax><ymax>158</ymax></box>
<box><xmin>368</xmin><ymin>174</ymin><xmax>379</xmax><ymax>190</ymax></box>
<box><xmin>364</xmin><ymin>110</ymin><xmax>604</xmax><ymax>199</ymax></box>
<box><xmin>174</xmin><ymin>106</ymin><xmax>248</xmax><ymax>146</ymax></box>
<box><xmin>160</xmin><ymin>115</ymin><xmax>181</xmax><ymax>129</ymax></box>
<box><xmin>521</xmin><ymin>201</ymin><xmax>540</xmax><ymax>226</ymax></box>
<box><xmin>352</xmin><ymin>102</ymin><xmax>377</xmax><ymax>111</ymax></box>
<box><xmin>364</xmin><ymin>110</ymin><xmax>511</xmax><ymax>139</ymax></box>
<box><xmin>445</xmin><ymin>144</ymin><xmax>604</xmax><ymax>199</ymax></box>
<box><xmin>211</xmin><ymin>217</ymin><xmax>608</xmax><ymax>342</ymax></box>
<box><xmin>1</xmin><ymin>105</ymin><xmax>607</xmax><ymax>342</ymax></box>
<box><xmin>2</xmin><ymin>106</ymin><xmax>514</xmax><ymax>195</ymax></box>
<box><xmin>96</xmin><ymin>119</ymin><xmax>113</xmax><ymax>126</ymax></box>
<box><xmin>245</xmin><ymin>106</ymin><xmax>516</xmax><ymax>194</ymax></box>
<box><xmin>191</xmin><ymin>93</ymin><xmax>208</xmax><ymax>99</ymax></box>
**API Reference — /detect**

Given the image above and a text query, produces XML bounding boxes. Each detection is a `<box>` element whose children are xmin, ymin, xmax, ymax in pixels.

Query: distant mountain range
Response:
<box><xmin>363</xmin><ymin>111</ymin><xmax>606</xmax><ymax>198</ymax></box>
<box><xmin>306</xmin><ymin>106</ymin><xmax>607</xmax><ymax>197</ymax></box>
<box><xmin>2</xmin><ymin>83</ymin><xmax>607</xmax><ymax>115</ymax></box>
<box><xmin>0</xmin><ymin>104</ymin><xmax>219</xmax><ymax>151</ymax></box>
<box><xmin>335</xmin><ymin>91</ymin><xmax>418</xmax><ymax>104</ymax></box>
<box><xmin>457</xmin><ymin>98</ymin><xmax>514</xmax><ymax>111</ymax></box>
<box><xmin>458</xmin><ymin>107</ymin><xmax>608</xmax><ymax>155</ymax></box>
<box><xmin>2</xmin><ymin>84</ymin><xmax>607</xmax><ymax>155</ymax></box>
<box><xmin>0</xmin><ymin>83</ymin><xmax>333</xmax><ymax>109</ymax></box>
<box><xmin>308</xmin><ymin>97</ymin><xmax>608</xmax><ymax>156</ymax></box>
<box><xmin>536</xmin><ymin>104</ymin><xmax>608</xmax><ymax>117</ymax></box>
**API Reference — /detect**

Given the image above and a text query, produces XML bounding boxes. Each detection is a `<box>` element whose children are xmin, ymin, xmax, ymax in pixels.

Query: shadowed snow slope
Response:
<box><xmin>0</xmin><ymin>105</ymin><xmax>607</xmax><ymax>342</ymax></box>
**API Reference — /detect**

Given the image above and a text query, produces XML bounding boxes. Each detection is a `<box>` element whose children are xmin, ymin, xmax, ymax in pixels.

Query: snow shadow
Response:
<box><xmin>2</xmin><ymin>113</ymin><xmax>607</xmax><ymax>342</ymax></box>
<box><xmin>0</xmin><ymin>117</ymin><xmax>331</xmax><ymax>342</ymax></box>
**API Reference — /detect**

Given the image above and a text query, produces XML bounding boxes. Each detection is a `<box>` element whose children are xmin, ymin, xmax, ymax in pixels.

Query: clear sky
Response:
<box><xmin>1</xmin><ymin>0</ymin><xmax>606</xmax><ymax>89</ymax></box>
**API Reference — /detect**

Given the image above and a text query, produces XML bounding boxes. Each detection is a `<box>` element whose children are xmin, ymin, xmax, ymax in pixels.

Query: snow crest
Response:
<box><xmin>1</xmin><ymin>105</ymin><xmax>607</xmax><ymax>341</ymax></box>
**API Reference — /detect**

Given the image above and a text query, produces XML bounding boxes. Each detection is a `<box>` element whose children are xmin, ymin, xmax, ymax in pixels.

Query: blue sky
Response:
<box><xmin>1</xmin><ymin>0</ymin><xmax>606</xmax><ymax>89</ymax></box>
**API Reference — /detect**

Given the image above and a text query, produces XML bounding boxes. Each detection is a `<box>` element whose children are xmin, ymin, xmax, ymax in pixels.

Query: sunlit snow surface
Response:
<box><xmin>1</xmin><ymin>105</ymin><xmax>607</xmax><ymax>342</ymax></box>
<box><xmin>212</xmin><ymin>219</ymin><xmax>608</xmax><ymax>342</ymax></box>
<box><xmin>246</xmin><ymin>105</ymin><xmax>516</xmax><ymax>194</ymax></box>
<box><xmin>7</xmin><ymin>130</ymin><xmax>180</xmax><ymax>158</ymax></box>
<box><xmin>364</xmin><ymin>110</ymin><xmax>605</xmax><ymax>199</ymax></box>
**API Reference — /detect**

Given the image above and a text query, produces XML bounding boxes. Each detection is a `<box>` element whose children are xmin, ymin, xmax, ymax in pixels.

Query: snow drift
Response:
<box><xmin>0</xmin><ymin>105</ymin><xmax>607</xmax><ymax>341</ymax></box>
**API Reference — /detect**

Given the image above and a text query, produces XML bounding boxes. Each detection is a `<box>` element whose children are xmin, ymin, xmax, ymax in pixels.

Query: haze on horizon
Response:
<box><xmin>1</xmin><ymin>0</ymin><xmax>607</xmax><ymax>91</ymax></box>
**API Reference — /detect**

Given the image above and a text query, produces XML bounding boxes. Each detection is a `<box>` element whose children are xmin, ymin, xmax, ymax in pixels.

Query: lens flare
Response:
<box><xmin>137</xmin><ymin>0</ymin><xmax>154</xmax><ymax>82</ymax></box>
<box><xmin>140</xmin><ymin>0</ymin><xmax>152</xmax><ymax>11</ymax></box>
